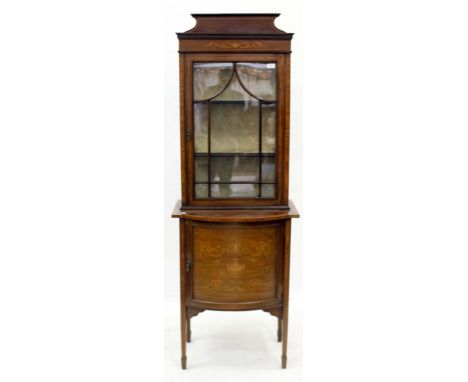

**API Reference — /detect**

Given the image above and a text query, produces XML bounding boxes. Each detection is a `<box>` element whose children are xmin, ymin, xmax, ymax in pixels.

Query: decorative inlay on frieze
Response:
<box><xmin>206</xmin><ymin>41</ymin><xmax>266</xmax><ymax>49</ymax></box>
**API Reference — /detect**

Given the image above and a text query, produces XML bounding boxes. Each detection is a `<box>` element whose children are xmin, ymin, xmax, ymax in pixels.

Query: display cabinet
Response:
<box><xmin>172</xmin><ymin>13</ymin><xmax>299</xmax><ymax>369</ymax></box>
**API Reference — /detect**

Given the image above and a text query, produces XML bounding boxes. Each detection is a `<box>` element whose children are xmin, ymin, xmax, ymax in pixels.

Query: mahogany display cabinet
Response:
<box><xmin>172</xmin><ymin>13</ymin><xmax>299</xmax><ymax>369</ymax></box>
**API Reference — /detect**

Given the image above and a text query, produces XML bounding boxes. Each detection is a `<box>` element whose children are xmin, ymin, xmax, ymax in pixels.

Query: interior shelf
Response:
<box><xmin>193</xmin><ymin>100</ymin><xmax>277</xmax><ymax>105</ymax></box>
<box><xmin>195</xmin><ymin>181</ymin><xmax>276</xmax><ymax>185</ymax></box>
<box><xmin>194</xmin><ymin>152</ymin><xmax>275</xmax><ymax>157</ymax></box>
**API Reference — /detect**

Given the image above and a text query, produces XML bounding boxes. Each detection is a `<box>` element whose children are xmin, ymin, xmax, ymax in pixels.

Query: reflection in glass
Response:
<box><xmin>261</xmin><ymin>184</ymin><xmax>275</xmax><ymax>198</ymax></box>
<box><xmin>211</xmin><ymin>156</ymin><xmax>259</xmax><ymax>183</ymax></box>
<box><xmin>193</xmin><ymin>63</ymin><xmax>234</xmax><ymax>101</ymax></box>
<box><xmin>237</xmin><ymin>63</ymin><xmax>276</xmax><ymax>101</ymax></box>
<box><xmin>194</xmin><ymin>103</ymin><xmax>208</xmax><ymax>153</ymax></box>
<box><xmin>211</xmin><ymin>103</ymin><xmax>259</xmax><ymax>153</ymax></box>
<box><xmin>194</xmin><ymin>156</ymin><xmax>208</xmax><ymax>182</ymax></box>
<box><xmin>195</xmin><ymin>184</ymin><xmax>208</xmax><ymax>198</ymax></box>
<box><xmin>211</xmin><ymin>183</ymin><xmax>258</xmax><ymax>198</ymax></box>
<box><xmin>261</xmin><ymin>156</ymin><xmax>275</xmax><ymax>183</ymax></box>
<box><xmin>262</xmin><ymin>104</ymin><xmax>276</xmax><ymax>153</ymax></box>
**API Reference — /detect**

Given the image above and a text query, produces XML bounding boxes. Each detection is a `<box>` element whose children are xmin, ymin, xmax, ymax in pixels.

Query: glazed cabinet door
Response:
<box><xmin>182</xmin><ymin>53</ymin><xmax>289</xmax><ymax>208</ymax></box>
<box><xmin>184</xmin><ymin>220</ymin><xmax>284</xmax><ymax>310</ymax></box>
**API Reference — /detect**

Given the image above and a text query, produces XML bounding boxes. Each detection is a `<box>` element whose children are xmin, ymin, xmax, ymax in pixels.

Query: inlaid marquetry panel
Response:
<box><xmin>191</xmin><ymin>224</ymin><xmax>279</xmax><ymax>303</ymax></box>
<box><xmin>178</xmin><ymin>39</ymin><xmax>291</xmax><ymax>53</ymax></box>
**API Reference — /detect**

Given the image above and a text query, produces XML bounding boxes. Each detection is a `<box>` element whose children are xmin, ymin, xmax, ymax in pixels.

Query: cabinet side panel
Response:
<box><xmin>282</xmin><ymin>54</ymin><xmax>291</xmax><ymax>205</ymax></box>
<box><xmin>191</xmin><ymin>223</ymin><xmax>279</xmax><ymax>303</ymax></box>
<box><xmin>179</xmin><ymin>54</ymin><xmax>187</xmax><ymax>204</ymax></box>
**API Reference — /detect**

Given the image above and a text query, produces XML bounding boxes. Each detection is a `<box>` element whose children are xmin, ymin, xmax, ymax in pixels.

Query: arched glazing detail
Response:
<box><xmin>193</xmin><ymin>62</ymin><xmax>277</xmax><ymax>199</ymax></box>
<box><xmin>236</xmin><ymin>63</ymin><xmax>276</xmax><ymax>101</ymax></box>
<box><xmin>211</xmin><ymin>75</ymin><xmax>257</xmax><ymax>102</ymax></box>
<box><xmin>193</xmin><ymin>63</ymin><xmax>234</xmax><ymax>101</ymax></box>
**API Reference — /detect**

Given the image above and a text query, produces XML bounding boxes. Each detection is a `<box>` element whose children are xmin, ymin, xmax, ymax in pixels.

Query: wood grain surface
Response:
<box><xmin>191</xmin><ymin>224</ymin><xmax>279</xmax><ymax>303</ymax></box>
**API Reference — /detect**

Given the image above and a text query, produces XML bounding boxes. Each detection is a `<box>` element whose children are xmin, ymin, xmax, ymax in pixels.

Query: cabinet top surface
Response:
<box><xmin>177</xmin><ymin>13</ymin><xmax>293</xmax><ymax>40</ymax></box>
<box><xmin>172</xmin><ymin>200</ymin><xmax>299</xmax><ymax>222</ymax></box>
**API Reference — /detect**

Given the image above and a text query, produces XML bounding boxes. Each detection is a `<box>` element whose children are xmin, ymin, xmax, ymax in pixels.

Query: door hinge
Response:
<box><xmin>185</xmin><ymin>129</ymin><xmax>192</xmax><ymax>141</ymax></box>
<box><xmin>186</xmin><ymin>261</ymin><xmax>191</xmax><ymax>272</ymax></box>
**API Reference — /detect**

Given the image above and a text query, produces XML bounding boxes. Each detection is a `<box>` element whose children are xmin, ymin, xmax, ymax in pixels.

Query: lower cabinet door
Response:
<box><xmin>186</xmin><ymin>221</ymin><xmax>283</xmax><ymax>307</ymax></box>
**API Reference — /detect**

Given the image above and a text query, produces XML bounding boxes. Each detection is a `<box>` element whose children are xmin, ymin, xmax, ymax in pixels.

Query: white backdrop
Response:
<box><xmin>1</xmin><ymin>1</ymin><xmax>468</xmax><ymax>381</ymax></box>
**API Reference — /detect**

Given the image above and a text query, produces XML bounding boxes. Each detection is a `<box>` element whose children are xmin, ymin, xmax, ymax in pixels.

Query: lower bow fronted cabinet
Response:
<box><xmin>172</xmin><ymin>200</ymin><xmax>299</xmax><ymax>369</ymax></box>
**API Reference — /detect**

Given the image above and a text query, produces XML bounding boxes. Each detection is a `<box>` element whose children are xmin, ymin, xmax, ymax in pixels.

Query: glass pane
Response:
<box><xmin>261</xmin><ymin>184</ymin><xmax>275</xmax><ymax>198</ymax></box>
<box><xmin>237</xmin><ymin>63</ymin><xmax>276</xmax><ymax>101</ymax></box>
<box><xmin>211</xmin><ymin>184</ymin><xmax>258</xmax><ymax>198</ymax></box>
<box><xmin>261</xmin><ymin>156</ymin><xmax>275</xmax><ymax>183</ymax></box>
<box><xmin>211</xmin><ymin>156</ymin><xmax>259</xmax><ymax>183</ymax></box>
<box><xmin>195</xmin><ymin>184</ymin><xmax>208</xmax><ymax>198</ymax></box>
<box><xmin>194</xmin><ymin>103</ymin><xmax>208</xmax><ymax>153</ymax></box>
<box><xmin>193</xmin><ymin>63</ymin><xmax>234</xmax><ymax>101</ymax></box>
<box><xmin>194</xmin><ymin>155</ymin><xmax>208</xmax><ymax>182</ymax></box>
<box><xmin>262</xmin><ymin>104</ymin><xmax>276</xmax><ymax>153</ymax></box>
<box><xmin>192</xmin><ymin>62</ymin><xmax>279</xmax><ymax>201</ymax></box>
<box><xmin>211</xmin><ymin>102</ymin><xmax>259</xmax><ymax>153</ymax></box>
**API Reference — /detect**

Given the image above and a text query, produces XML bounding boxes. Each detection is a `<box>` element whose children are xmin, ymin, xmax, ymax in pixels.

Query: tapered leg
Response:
<box><xmin>187</xmin><ymin>317</ymin><xmax>191</xmax><ymax>343</ymax></box>
<box><xmin>179</xmin><ymin>220</ymin><xmax>187</xmax><ymax>369</ymax></box>
<box><xmin>281</xmin><ymin>219</ymin><xmax>291</xmax><ymax>369</ymax></box>
<box><xmin>281</xmin><ymin>310</ymin><xmax>289</xmax><ymax>368</ymax></box>
<box><xmin>277</xmin><ymin>318</ymin><xmax>282</xmax><ymax>342</ymax></box>
<box><xmin>180</xmin><ymin>307</ymin><xmax>187</xmax><ymax>369</ymax></box>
